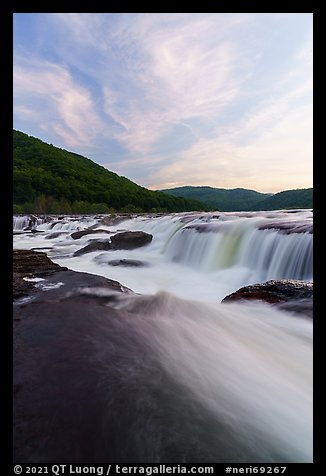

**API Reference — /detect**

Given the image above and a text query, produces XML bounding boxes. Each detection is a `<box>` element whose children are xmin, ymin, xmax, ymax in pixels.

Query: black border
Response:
<box><xmin>7</xmin><ymin>6</ymin><xmax>320</xmax><ymax>471</ymax></box>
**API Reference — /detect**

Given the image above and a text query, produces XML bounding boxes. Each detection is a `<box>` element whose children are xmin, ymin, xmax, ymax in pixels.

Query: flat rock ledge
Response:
<box><xmin>74</xmin><ymin>231</ymin><xmax>153</xmax><ymax>256</ymax></box>
<box><xmin>13</xmin><ymin>250</ymin><xmax>67</xmax><ymax>299</ymax></box>
<box><xmin>13</xmin><ymin>249</ymin><xmax>132</xmax><ymax>300</ymax></box>
<box><xmin>70</xmin><ymin>229</ymin><xmax>112</xmax><ymax>240</ymax></box>
<box><xmin>222</xmin><ymin>279</ymin><xmax>313</xmax><ymax>318</ymax></box>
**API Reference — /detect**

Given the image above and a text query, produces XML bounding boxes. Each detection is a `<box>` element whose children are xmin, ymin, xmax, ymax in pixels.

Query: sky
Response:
<box><xmin>13</xmin><ymin>13</ymin><xmax>313</xmax><ymax>193</ymax></box>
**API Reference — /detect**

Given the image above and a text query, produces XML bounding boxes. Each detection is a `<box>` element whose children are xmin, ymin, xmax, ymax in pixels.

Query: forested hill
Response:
<box><xmin>258</xmin><ymin>188</ymin><xmax>313</xmax><ymax>210</ymax></box>
<box><xmin>13</xmin><ymin>130</ymin><xmax>207</xmax><ymax>214</ymax></box>
<box><xmin>160</xmin><ymin>186</ymin><xmax>313</xmax><ymax>211</ymax></box>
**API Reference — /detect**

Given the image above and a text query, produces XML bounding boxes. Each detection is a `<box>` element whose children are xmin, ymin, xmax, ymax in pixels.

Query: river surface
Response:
<box><xmin>13</xmin><ymin>210</ymin><xmax>313</xmax><ymax>462</ymax></box>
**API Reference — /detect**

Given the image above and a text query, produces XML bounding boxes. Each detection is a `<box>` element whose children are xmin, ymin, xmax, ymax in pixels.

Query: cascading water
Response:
<box><xmin>163</xmin><ymin>218</ymin><xmax>312</xmax><ymax>281</ymax></box>
<box><xmin>160</xmin><ymin>212</ymin><xmax>312</xmax><ymax>282</ymax></box>
<box><xmin>13</xmin><ymin>215</ymin><xmax>45</xmax><ymax>231</ymax></box>
<box><xmin>13</xmin><ymin>210</ymin><xmax>313</xmax><ymax>297</ymax></box>
<box><xmin>13</xmin><ymin>216</ymin><xmax>30</xmax><ymax>231</ymax></box>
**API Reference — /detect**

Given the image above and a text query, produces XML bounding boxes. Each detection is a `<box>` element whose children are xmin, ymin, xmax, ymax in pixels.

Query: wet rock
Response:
<box><xmin>13</xmin><ymin>250</ymin><xmax>66</xmax><ymax>276</ymax></box>
<box><xmin>13</xmin><ymin>250</ymin><xmax>67</xmax><ymax>299</ymax></box>
<box><xmin>108</xmin><ymin>259</ymin><xmax>148</xmax><ymax>268</ymax></box>
<box><xmin>184</xmin><ymin>223</ymin><xmax>221</xmax><ymax>233</ymax></box>
<box><xmin>74</xmin><ymin>241</ymin><xmax>112</xmax><ymax>256</ymax></box>
<box><xmin>99</xmin><ymin>216</ymin><xmax>129</xmax><ymax>227</ymax></box>
<box><xmin>71</xmin><ymin>229</ymin><xmax>112</xmax><ymax>240</ymax></box>
<box><xmin>222</xmin><ymin>280</ymin><xmax>313</xmax><ymax>318</ymax></box>
<box><xmin>110</xmin><ymin>231</ymin><xmax>153</xmax><ymax>250</ymax></box>
<box><xmin>258</xmin><ymin>221</ymin><xmax>313</xmax><ymax>234</ymax></box>
<box><xmin>13</xmin><ymin>277</ymin><xmax>253</xmax><ymax>464</ymax></box>
<box><xmin>45</xmin><ymin>232</ymin><xmax>65</xmax><ymax>239</ymax></box>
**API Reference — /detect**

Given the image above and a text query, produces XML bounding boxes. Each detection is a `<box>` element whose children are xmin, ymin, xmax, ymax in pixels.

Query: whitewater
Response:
<box><xmin>13</xmin><ymin>210</ymin><xmax>313</xmax><ymax>462</ymax></box>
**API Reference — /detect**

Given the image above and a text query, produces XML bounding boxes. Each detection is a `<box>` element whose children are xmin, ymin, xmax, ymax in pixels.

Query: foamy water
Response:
<box><xmin>13</xmin><ymin>211</ymin><xmax>313</xmax><ymax>462</ymax></box>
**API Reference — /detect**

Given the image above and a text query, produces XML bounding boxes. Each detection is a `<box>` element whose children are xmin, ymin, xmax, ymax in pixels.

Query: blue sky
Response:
<box><xmin>13</xmin><ymin>13</ymin><xmax>313</xmax><ymax>193</ymax></box>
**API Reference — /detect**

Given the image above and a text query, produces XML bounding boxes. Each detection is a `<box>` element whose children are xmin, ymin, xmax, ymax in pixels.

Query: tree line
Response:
<box><xmin>13</xmin><ymin>130</ymin><xmax>208</xmax><ymax>214</ymax></box>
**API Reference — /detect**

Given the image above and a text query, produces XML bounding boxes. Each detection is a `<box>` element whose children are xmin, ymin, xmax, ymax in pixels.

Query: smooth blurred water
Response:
<box><xmin>13</xmin><ymin>210</ymin><xmax>313</xmax><ymax>462</ymax></box>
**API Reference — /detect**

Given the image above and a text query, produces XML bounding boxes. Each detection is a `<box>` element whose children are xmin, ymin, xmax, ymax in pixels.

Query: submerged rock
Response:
<box><xmin>73</xmin><ymin>232</ymin><xmax>152</xmax><ymax>256</ymax></box>
<box><xmin>108</xmin><ymin>259</ymin><xmax>148</xmax><ymax>268</ymax></box>
<box><xmin>70</xmin><ymin>229</ymin><xmax>111</xmax><ymax>240</ymax></box>
<box><xmin>258</xmin><ymin>221</ymin><xmax>313</xmax><ymax>234</ymax></box>
<box><xmin>45</xmin><ymin>232</ymin><xmax>65</xmax><ymax>239</ymax></box>
<box><xmin>99</xmin><ymin>216</ymin><xmax>129</xmax><ymax>227</ymax></box>
<box><xmin>222</xmin><ymin>279</ymin><xmax>313</xmax><ymax>317</ymax></box>
<box><xmin>74</xmin><ymin>241</ymin><xmax>112</xmax><ymax>256</ymax></box>
<box><xmin>110</xmin><ymin>231</ymin><xmax>153</xmax><ymax>250</ymax></box>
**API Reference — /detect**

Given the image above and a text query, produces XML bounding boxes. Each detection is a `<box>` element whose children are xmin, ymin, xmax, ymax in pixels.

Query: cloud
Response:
<box><xmin>14</xmin><ymin>13</ymin><xmax>313</xmax><ymax>192</ymax></box>
<box><xmin>148</xmin><ymin>84</ymin><xmax>312</xmax><ymax>193</ymax></box>
<box><xmin>101</xmin><ymin>15</ymin><xmax>244</xmax><ymax>154</ymax></box>
<box><xmin>14</xmin><ymin>56</ymin><xmax>102</xmax><ymax>148</ymax></box>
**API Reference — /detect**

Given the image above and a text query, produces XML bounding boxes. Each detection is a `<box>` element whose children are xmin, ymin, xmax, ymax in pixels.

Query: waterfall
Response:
<box><xmin>162</xmin><ymin>213</ymin><xmax>313</xmax><ymax>282</ymax></box>
<box><xmin>12</xmin><ymin>210</ymin><xmax>313</xmax><ymax>462</ymax></box>
<box><xmin>109</xmin><ymin>291</ymin><xmax>313</xmax><ymax>462</ymax></box>
<box><xmin>13</xmin><ymin>210</ymin><xmax>313</xmax><ymax>297</ymax></box>
<box><xmin>13</xmin><ymin>216</ymin><xmax>30</xmax><ymax>231</ymax></box>
<box><xmin>13</xmin><ymin>215</ymin><xmax>46</xmax><ymax>231</ymax></box>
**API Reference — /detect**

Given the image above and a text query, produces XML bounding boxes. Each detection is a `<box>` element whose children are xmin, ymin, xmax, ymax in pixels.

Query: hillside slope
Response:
<box><xmin>13</xmin><ymin>131</ymin><xmax>207</xmax><ymax>214</ymax></box>
<box><xmin>161</xmin><ymin>186</ymin><xmax>312</xmax><ymax>211</ymax></box>
<box><xmin>258</xmin><ymin>188</ymin><xmax>313</xmax><ymax>210</ymax></box>
<box><xmin>160</xmin><ymin>186</ymin><xmax>269</xmax><ymax>211</ymax></box>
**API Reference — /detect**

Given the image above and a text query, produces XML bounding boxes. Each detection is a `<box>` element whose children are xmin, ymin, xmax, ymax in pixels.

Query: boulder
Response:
<box><xmin>73</xmin><ymin>241</ymin><xmax>112</xmax><ymax>256</ymax></box>
<box><xmin>13</xmin><ymin>250</ymin><xmax>65</xmax><ymax>276</ymax></box>
<box><xmin>108</xmin><ymin>259</ymin><xmax>148</xmax><ymax>267</ymax></box>
<box><xmin>13</xmin><ymin>250</ymin><xmax>67</xmax><ymax>299</ymax></box>
<box><xmin>258</xmin><ymin>222</ymin><xmax>313</xmax><ymax>234</ymax></box>
<box><xmin>99</xmin><ymin>216</ymin><xmax>129</xmax><ymax>227</ymax></box>
<box><xmin>110</xmin><ymin>231</ymin><xmax>153</xmax><ymax>250</ymax></box>
<box><xmin>45</xmin><ymin>232</ymin><xmax>65</xmax><ymax>239</ymax></box>
<box><xmin>222</xmin><ymin>279</ymin><xmax>313</xmax><ymax>318</ymax></box>
<box><xmin>71</xmin><ymin>229</ymin><xmax>112</xmax><ymax>240</ymax></box>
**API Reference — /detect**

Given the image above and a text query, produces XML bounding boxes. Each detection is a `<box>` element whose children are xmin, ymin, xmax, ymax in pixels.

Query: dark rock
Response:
<box><xmin>13</xmin><ymin>257</ymin><xmax>304</xmax><ymax>463</ymax></box>
<box><xmin>184</xmin><ymin>224</ymin><xmax>221</xmax><ymax>233</ymax></box>
<box><xmin>74</xmin><ymin>241</ymin><xmax>112</xmax><ymax>256</ymax></box>
<box><xmin>12</xmin><ymin>278</ymin><xmax>259</xmax><ymax>464</ymax></box>
<box><xmin>24</xmin><ymin>215</ymin><xmax>38</xmax><ymax>230</ymax></box>
<box><xmin>13</xmin><ymin>250</ymin><xmax>66</xmax><ymax>276</ymax></box>
<box><xmin>258</xmin><ymin>221</ymin><xmax>313</xmax><ymax>234</ymax></box>
<box><xmin>13</xmin><ymin>272</ymin><xmax>35</xmax><ymax>300</ymax></box>
<box><xmin>99</xmin><ymin>216</ymin><xmax>128</xmax><ymax>227</ymax></box>
<box><xmin>13</xmin><ymin>250</ymin><xmax>67</xmax><ymax>299</ymax></box>
<box><xmin>222</xmin><ymin>280</ymin><xmax>313</xmax><ymax>317</ymax></box>
<box><xmin>110</xmin><ymin>231</ymin><xmax>153</xmax><ymax>250</ymax></box>
<box><xmin>108</xmin><ymin>259</ymin><xmax>148</xmax><ymax>268</ymax></box>
<box><xmin>45</xmin><ymin>232</ymin><xmax>65</xmax><ymax>239</ymax></box>
<box><xmin>71</xmin><ymin>229</ymin><xmax>112</xmax><ymax>240</ymax></box>
<box><xmin>30</xmin><ymin>229</ymin><xmax>44</xmax><ymax>233</ymax></box>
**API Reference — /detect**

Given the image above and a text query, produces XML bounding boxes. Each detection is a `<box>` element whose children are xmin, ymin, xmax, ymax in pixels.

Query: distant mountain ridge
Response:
<box><xmin>160</xmin><ymin>186</ymin><xmax>313</xmax><ymax>211</ymax></box>
<box><xmin>13</xmin><ymin>130</ymin><xmax>207</xmax><ymax>214</ymax></box>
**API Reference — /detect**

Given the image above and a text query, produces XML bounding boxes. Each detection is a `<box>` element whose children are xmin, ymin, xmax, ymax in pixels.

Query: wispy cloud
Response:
<box><xmin>149</xmin><ymin>94</ymin><xmax>312</xmax><ymax>193</ymax></box>
<box><xmin>14</xmin><ymin>56</ymin><xmax>102</xmax><ymax>148</ymax></box>
<box><xmin>13</xmin><ymin>13</ymin><xmax>313</xmax><ymax>192</ymax></box>
<box><xmin>101</xmin><ymin>15</ymin><xmax>244</xmax><ymax>154</ymax></box>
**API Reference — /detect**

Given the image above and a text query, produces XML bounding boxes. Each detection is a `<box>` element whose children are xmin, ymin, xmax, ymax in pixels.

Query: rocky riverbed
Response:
<box><xmin>13</xmin><ymin>211</ymin><xmax>313</xmax><ymax>463</ymax></box>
